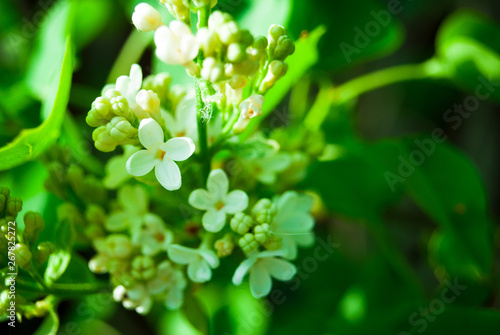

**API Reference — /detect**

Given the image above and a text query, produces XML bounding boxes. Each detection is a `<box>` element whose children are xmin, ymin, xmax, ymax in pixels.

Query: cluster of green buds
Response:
<box><xmin>160</xmin><ymin>0</ymin><xmax>218</xmax><ymax>24</ymax></box>
<box><xmin>230</xmin><ymin>198</ymin><xmax>280</xmax><ymax>254</ymax></box>
<box><xmin>43</xmin><ymin>155</ymin><xmax>108</xmax><ymax>207</ymax></box>
<box><xmin>87</xmin><ymin>90</ymin><xmax>140</xmax><ymax>152</ymax></box>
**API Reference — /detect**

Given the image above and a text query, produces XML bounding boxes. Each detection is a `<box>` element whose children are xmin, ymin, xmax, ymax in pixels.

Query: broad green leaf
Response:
<box><xmin>70</xmin><ymin>0</ymin><xmax>113</xmax><ymax>49</ymax></box>
<box><xmin>287</xmin><ymin>0</ymin><xmax>404</xmax><ymax>71</ymax></box>
<box><xmin>398</xmin><ymin>140</ymin><xmax>493</xmax><ymax>280</ymax></box>
<box><xmin>241</xmin><ymin>26</ymin><xmax>325</xmax><ymax>139</ymax></box>
<box><xmin>0</xmin><ymin>38</ymin><xmax>73</xmax><ymax>171</ymax></box>
<box><xmin>182</xmin><ymin>295</ymin><xmax>209</xmax><ymax>335</ymax></box>
<box><xmin>435</xmin><ymin>10</ymin><xmax>500</xmax><ymax>101</ymax></box>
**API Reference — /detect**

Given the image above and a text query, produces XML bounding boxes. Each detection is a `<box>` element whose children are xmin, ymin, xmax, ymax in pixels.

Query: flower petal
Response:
<box><xmin>189</xmin><ymin>189</ymin><xmax>215</xmax><ymax>210</ymax></box>
<box><xmin>170</xmin><ymin>20</ymin><xmax>192</xmax><ymax>39</ymax></box>
<box><xmin>139</xmin><ymin>118</ymin><xmax>164</xmax><ymax>149</ymax></box>
<box><xmin>162</xmin><ymin>137</ymin><xmax>195</xmax><ymax>161</ymax></box>
<box><xmin>223</xmin><ymin>190</ymin><xmax>248</xmax><ymax>213</ymax></box>
<box><xmin>207</xmin><ymin>169</ymin><xmax>229</xmax><ymax>199</ymax></box>
<box><xmin>116</xmin><ymin>75</ymin><xmax>131</xmax><ymax>97</ymax></box>
<box><xmin>180</xmin><ymin>34</ymin><xmax>200</xmax><ymax>62</ymax></box>
<box><xmin>280</xmin><ymin>236</ymin><xmax>298</xmax><ymax>260</ymax></box>
<box><xmin>232</xmin><ymin>257</ymin><xmax>257</xmax><ymax>285</ymax></box>
<box><xmin>249</xmin><ymin>263</ymin><xmax>272</xmax><ymax>298</ymax></box>
<box><xmin>155</xmin><ymin>25</ymin><xmax>182</xmax><ymax>65</ymax></box>
<box><xmin>260</xmin><ymin>257</ymin><xmax>297</xmax><ymax>281</ymax></box>
<box><xmin>168</xmin><ymin>244</ymin><xmax>199</xmax><ymax>264</ymax></box>
<box><xmin>129</xmin><ymin>64</ymin><xmax>143</xmax><ymax>95</ymax></box>
<box><xmin>188</xmin><ymin>258</ymin><xmax>212</xmax><ymax>283</ymax></box>
<box><xmin>118</xmin><ymin>184</ymin><xmax>148</xmax><ymax>215</ymax></box>
<box><xmin>155</xmin><ymin>160</ymin><xmax>182</xmax><ymax>191</ymax></box>
<box><xmin>275</xmin><ymin>213</ymin><xmax>314</xmax><ymax>233</ymax></box>
<box><xmin>126</xmin><ymin>150</ymin><xmax>155</xmax><ymax>176</ymax></box>
<box><xmin>202</xmin><ymin>209</ymin><xmax>226</xmax><ymax>233</ymax></box>
<box><xmin>198</xmin><ymin>249</ymin><xmax>220</xmax><ymax>268</ymax></box>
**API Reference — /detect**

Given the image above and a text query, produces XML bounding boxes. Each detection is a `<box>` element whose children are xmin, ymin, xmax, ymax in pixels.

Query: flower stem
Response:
<box><xmin>195</xmin><ymin>80</ymin><xmax>211</xmax><ymax>181</ymax></box>
<box><xmin>17</xmin><ymin>278</ymin><xmax>112</xmax><ymax>297</ymax></box>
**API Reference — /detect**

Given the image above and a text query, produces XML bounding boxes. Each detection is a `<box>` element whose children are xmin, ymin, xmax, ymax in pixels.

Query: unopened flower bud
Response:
<box><xmin>254</xmin><ymin>223</ymin><xmax>271</xmax><ymax>243</ymax></box>
<box><xmin>135</xmin><ymin>90</ymin><xmax>161</xmax><ymax>120</ymax></box>
<box><xmin>36</xmin><ymin>241</ymin><xmax>56</xmax><ymax>263</ymax></box>
<box><xmin>6</xmin><ymin>197</ymin><xmax>22</xmax><ymax>218</ymax></box>
<box><xmin>197</xmin><ymin>27</ymin><xmax>220</xmax><ymax>56</ymax></box>
<box><xmin>15</xmin><ymin>243</ymin><xmax>32</xmax><ymax>269</ymax></box>
<box><xmin>106</xmin><ymin>234</ymin><xmax>134</xmax><ymax>259</ymax></box>
<box><xmin>254</xmin><ymin>36</ymin><xmax>268</xmax><ymax>50</ymax></box>
<box><xmin>132</xmin><ymin>3</ymin><xmax>163</xmax><ymax>32</ymax></box>
<box><xmin>23</xmin><ymin>211</ymin><xmax>45</xmax><ymax>245</ymax></box>
<box><xmin>227</xmin><ymin>43</ymin><xmax>246</xmax><ymax>62</ymax></box>
<box><xmin>230</xmin><ymin>212</ymin><xmax>254</xmax><ymax>234</ymax></box>
<box><xmin>268</xmin><ymin>24</ymin><xmax>286</xmax><ymax>42</ymax></box>
<box><xmin>252</xmin><ymin>198</ymin><xmax>277</xmax><ymax>224</ymax></box>
<box><xmin>161</xmin><ymin>0</ymin><xmax>190</xmax><ymax>22</ymax></box>
<box><xmin>131</xmin><ymin>255</ymin><xmax>156</xmax><ymax>280</ymax></box>
<box><xmin>273</xmin><ymin>35</ymin><xmax>295</xmax><ymax>60</ymax></box>
<box><xmin>201</xmin><ymin>57</ymin><xmax>225</xmax><ymax>83</ymax></box>
<box><xmin>143</xmin><ymin>73</ymin><xmax>171</xmax><ymax>103</ymax></box>
<box><xmin>93</xmin><ymin>127</ymin><xmax>117</xmax><ymax>152</ymax></box>
<box><xmin>239</xmin><ymin>233</ymin><xmax>259</xmax><ymax>253</ymax></box>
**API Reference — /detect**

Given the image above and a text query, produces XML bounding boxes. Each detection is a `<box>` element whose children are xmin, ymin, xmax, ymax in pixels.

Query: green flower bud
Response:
<box><xmin>15</xmin><ymin>243</ymin><xmax>32</xmax><ymax>269</ymax></box>
<box><xmin>254</xmin><ymin>36</ymin><xmax>268</xmax><ymax>50</ymax></box>
<box><xmin>107</xmin><ymin>117</ymin><xmax>136</xmax><ymax>142</ymax></box>
<box><xmin>197</xmin><ymin>27</ymin><xmax>221</xmax><ymax>57</ymax></box>
<box><xmin>0</xmin><ymin>186</ymin><xmax>10</xmax><ymax>200</ymax></box>
<box><xmin>239</xmin><ymin>233</ymin><xmax>259</xmax><ymax>253</ymax></box>
<box><xmin>237</xmin><ymin>30</ymin><xmax>254</xmax><ymax>47</ymax></box>
<box><xmin>67</xmin><ymin>164</ymin><xmax>84</xmax><ymax>190</ymax></box>
<box><xmin>273</xmin><ymin>35</ymin><xmax>295</xmax><ymax>60</ymax></box>
<box><xmin>110</xmin><ymin>95</ymin><xmax>131</xmax><ymax>118</ymax></box>
<box><xmin>254</xmin><ymin>223</ymin><xmax>271</xmax><ymax>243</ymax></box>
<box><xmin>131</xmin><ymin>255</ymin><xmax>156</xmax><ymax>280</ymax></box>
<box><xmin>201</xmin><ymin>57</ymin><xmax>225</xmax><ymax>83</ymax></box>
<box><xmin>93</xmin><ymin>127</ymin><xmax>117</xmax><ymax>152</ymax></box>
<box><xmin>227</xmin><ymin>43</ymin><xmax>247</xmax><ymax>62</ymax></box>
<box><xmin>268</xmin><ymin>24</ymin><xmax>286</xmax><ymax>42</ymax></box>
<box><xmin>0</xmin><ymin>194</ymin><xmax>6</xmax><ymax>213</ymax></box>
<box><xmin>264</xmin><ymin>235</ymin><xmax>282</xmax><ymax>251</ymax></box>
<box><xmin>6</xmin><ymin>197</ymin><xmax>22</xmax><ymax>218</ymax></box>
<box><xmin>230</xmin><ymin>212</ymin><xmax>254</xmax><ymax>234</ymax></box>
<box><xmin>251</xmin><ymin>198</ymin><xmax>277</xmax><ymax>224</ymax></box>
<box><xmin>36</xmin><ymin>241</ymin><xmax>56</xmax><ymax>263</ymax></box>
<box><xmin>161</xmin><ymin>0</ymin><xmax>190</xmax><ymax>22</ymax></box>
<box><xmin>218</xmin><ymin>21</ymin><xmax>239</xmax><ymax>44</ymax></box>
<box><xmin>23</xmin><ymin>212</ymin><xmax>45</xmax><ymax>245</ymax></box>
<box><xmin>85</xmin><ymin>205</ymin><xmax>107</xmax><ymax>225</ymax></box>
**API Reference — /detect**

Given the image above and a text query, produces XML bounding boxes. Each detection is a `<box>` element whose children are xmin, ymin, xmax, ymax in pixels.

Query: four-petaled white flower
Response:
<box><xmin>103</xmin><ymin>64</ymin><xmax>143</xmax><ymax>117</ymax></box>
<box><xmin>105</xmin><ymin>184</ymin><xmax>148</xmax><ymax>232</ymax></box>
<box><xmin>131</xmin><ymin>213</ymin><xmax>174</xmax><ymax>256</ymax></box>
<box><xmin>189</xmin><ymin>169</ymin><xmax>248</xmax><ymax>232</ymax></box>
<box><xmin>147</xmin><ymin>261</ymin><xmax>187</xmax><ymax>310</ymax></box>
<box><xmin>154</xmin><ymin>20</ymin><xmax>199</xmax><ymax>69</ymax></box>
<box><xmin>272</xmin><ymin>191</ymin><xmax>315</xmax><ymax>260</ymax></box>
<box><xmin>132</xmin><ymin>3</ymin><xmax>163</xmax><ymax>32</ymax></box>
<box><xmin>232</xmin><ymin>250</ymin><xmax>297</xmax><ymax>298</ymax></box>
<box><xmin>162</xmin><ymin>95</ymin><xmax>198</xmax><ymax>141</ymax></box>
<box><xmin>233</xmin><ymin>95</ymin><xmax>264</xmax><ymax>133</ymax></box>
<box><xmin>126</xmin><ymin>118</ymin><xmax>195</xmax><ymax>191</ymax></box>
<box><xmin>168</xmin><ymin>244</ymin><xmax>219</xmax><ymax>283</ymax></box>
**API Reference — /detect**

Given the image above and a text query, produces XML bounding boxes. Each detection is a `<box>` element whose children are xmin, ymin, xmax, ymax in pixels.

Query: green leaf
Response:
<box><xmin>182</xmin><ymin>295</ymin><xmax>209</xmax><ymax>335</ymax></box>
<box><xmin>398</xmin><ymin>140</ymin><xmax>493</xmax><ymax>280</ymax></box>
<box><xmin>435</xmin><ymin>10</ymin><xmax>500</xmax><ymax>101</ymax></box>
<box><xmin>69</xmin><ymin>0</ymin><xmax>113</xmax><ymax>49</ymax></box>
<box><xmin>0</xmin><ymin>38</ymin><xmax>73</xmax><ymax>171</ymax></box>
<box><xmin>241</xmin><ymin>26</ymin><xmax>326</xmax><ymax>139</ymax></box>
<box><xmin>287</xmin><ymin>0</ymin><xmax>404</xmax><ymax>71</ymax></box>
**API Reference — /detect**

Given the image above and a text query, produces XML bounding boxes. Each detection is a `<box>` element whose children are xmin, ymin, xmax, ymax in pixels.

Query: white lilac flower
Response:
<box><xmin>105</xmin><ymin>184</ymin><xmax>148</xmax><ymax>232</ymax></box>
<box><xmin>154</xmin><ymin>20</ymin><xmax>199</xmax><ymax>70</ymax></box>
<box><xmin>113</xmin><ymin>284</ymin><xmax>153</xmax><ymax>315</ymax></box>
<box><xmin>253</xmin><ymin>151</ymin><xmax>292</xmax><ymax>185</ymax></box>
<box><xmin>131</xmin><ymin>213</ymin><xmax>174</xmax><ymax>256</ymax></box>
<box><xmin>148</xmin><ymin>261</ymin><xmax>187</xmax><ymax>310</ymax></box>
<box><xmin>272</xmin><ymin>191</ymin><xmax>315</xmax><ymax>260</ymax></box>
<box><xmin>89</xmin><ymin>235</ymin><xmax>134</xmax><ymax>273</ymax></box>
<box><xmin>233</xmin><ymin>95</ymin><xmax>264</xmax><ymax>133</ymax></box>
<box><xmin>162</xmin><ymin>95</ymin><xmax>198</xmax><ymax>141</ymax></box>
<box><xmin>189</xmin><ymin>169</ymin><xmax>248</xmax><ymax>232</ymax></box>
<box><xmin>167</xmin><ymin>244</ymin><xmax>219</xmax><ymax>283</ymax></box>
<box><xmin>232</xmin><ymin>250</ymin><xmax>297</xmax><ymax>298</ymax></box>
<box><xmin>103</xmin><ymin>64</ymin><xmax>144</xmax><ymax>118</ymax></box>
<box><xmin>103</xmin><ymin>145</ymin><xmax>140</xmax><ymax>189</ymax></box>
<box><xmin>126</xmin><ymin>118</ymin><xmax>195</xmax><ymax>191</ymax></box>
<box><xmin>132</xmin><ymin>3</ymin><xmax>163</xmax><ymax>32</ymax></box>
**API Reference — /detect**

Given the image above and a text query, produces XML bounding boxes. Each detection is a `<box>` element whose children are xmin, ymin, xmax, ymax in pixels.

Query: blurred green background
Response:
<box><xmin>1</xmin><ymin>0</ymin><xmax>500</xmax><ymax>334</ymax></box>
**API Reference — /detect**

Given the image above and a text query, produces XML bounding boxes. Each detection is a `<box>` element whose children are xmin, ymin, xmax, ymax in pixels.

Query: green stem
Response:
<box><xmin>28</xmin><ymin>264</ymin><xmax>48</xmax><ymax>290</ymax></box>
<box><xmin>17</xmin><ymin>279</ymin><xmax>112</xmax><ymax>297</ymax></box>
<box><xmin>195</xmin><ymin>80</ymin><xmax>211</xmax><ymax>181</ymax></box>
<box><xmin>107</xmin><ymin>30</ymin><xmax>153</xmax><ymax>84</ymax></box>
<box><xmin>334</xmin><ymin>59</ymin><xmax>449</xmax><ymax>104</ymax></box>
